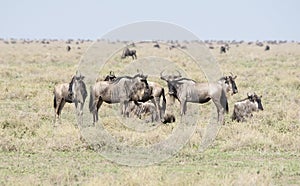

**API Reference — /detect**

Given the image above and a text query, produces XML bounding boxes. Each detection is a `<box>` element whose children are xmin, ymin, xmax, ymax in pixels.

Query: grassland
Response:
<box><xmin>0</xmin><ymin>40</ymin><xmax>299</xmax><ymax>185</ymax></box>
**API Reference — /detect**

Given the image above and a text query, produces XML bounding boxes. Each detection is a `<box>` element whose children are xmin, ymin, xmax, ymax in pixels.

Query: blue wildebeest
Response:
<box><xmin>220</xmin><ymin>45</ymin><xmax>230</xmax><ymax>54</ymax></box>
<box><xmin>103</xmin><ymin>72</ymin><xmax>166</xmax><ymax>122</ymax></box>
<box><xmin>138</xmin><ymin>81</ymin><xmax>166</xmax><ymax>121</ymax></box>
<box><xmin>265</xmin><ymin>45</ymin><xmax>270</xmax><ymax>51</ymax></box>
<box><xmin>160</xmin><ymin>71</ymin><xmax>238</xmax><ymax>125</ymax></box>
<box><xmin>127</xmin><ymin>101</ymin><xmax>158</xmax><ymax>123</ymax></box>
<box><xmin>53</xmin><ymin>72</ymin><xmax>87</xmax><ymax>125</ymax></box>
<box><xmin>89</xmin><ymin>73</ymin><xmax>152</xmax><ymax>123</ymax></box>
<box><xmin>232</xmin><ymin>93</ymin><xmax>263</xmax><ymax>122</ymax></box>
<box><xmin>153</xmin><ymin>43</ymin><xmax>160</xmax><ymax>48</ymax></box>
<box><xmin>121</xmin><ymin>47</ymin><xmax>137</xmax><ymax>59</ymax></box>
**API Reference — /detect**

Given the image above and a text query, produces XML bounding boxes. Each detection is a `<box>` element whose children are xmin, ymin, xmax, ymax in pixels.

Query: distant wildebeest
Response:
<box><xmin>89</xmin><ymin>73</ymin><xmax>152</xmax><ymax>123</ymax></box>
<box><xmin>257</xmin><ymin>42</ymin><xmax>263</xmax><ymax>46</ymax></box>
<box><xmin>160</xmin><ymin>71</ymin><xmax>238</xmax><ymax>125</ymax></box>
<box><xmin>220</xmin><ymin>44</ymin><xmax>230</xmax><ymax>54</ymax></box>
<box><xmin>121</xmin><ymin>48</ymin><xmax>137</xmax><ymax>59</ymax></box>
<box><xmin>180</xmin><ymin>45</ymin><xmax>187</xmax><ymax>49</ymax></box>
<box><xmin>104</xmin><ymin>71</ymin><xmax>117</xmax><ymax>82</ymax></box>
<box><xmin>232</xmin><ymin>93</ymin><xmax>264</xmax><ymax>122</ymax></box>
<box><xmin>265</xmin><ymin>45</ymin><xmax>270</xmax><ymax>51</ymax></box>
<box><xmin>153</xmin><ymin>43</ymin><xmax>160</xmax><ymax>48</ymax></box>
<box><xmin>169</xmin><ymin>45</ymin><xmax>177</xmax><ymax>50</ymax></box>
<box><xmin>53</xmin><ymin>72</ymin><xmax>87</xmax><ymax>125</ymax></box>
<box><xmin>127</xmin><ymin>101</ymin><xmax>158</xmax><ymax>123</ymax></box>
<box><xmin>66</xmin><ymin>45</ymin><xmax>71</xmax><ymax>52</ymax></box>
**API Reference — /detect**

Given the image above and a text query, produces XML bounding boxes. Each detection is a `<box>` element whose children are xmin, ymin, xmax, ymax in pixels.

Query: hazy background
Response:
<box><xmin>0</xmin><ymin>0</ymin><xmax>299</xmax><ymax>41</ymax></box>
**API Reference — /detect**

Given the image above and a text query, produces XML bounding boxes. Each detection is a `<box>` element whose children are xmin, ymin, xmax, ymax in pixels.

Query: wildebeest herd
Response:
<box><xmin>53</xmin><ymin>46</ymin><xmax>264</xmax><ymax>126</ymax></box>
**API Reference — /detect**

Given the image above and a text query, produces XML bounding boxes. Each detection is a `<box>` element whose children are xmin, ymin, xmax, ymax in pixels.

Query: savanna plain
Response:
<box><xmin>0</xmin><ymin>39</ymin><xmax>299</xmax><ymax>185</ymax></box>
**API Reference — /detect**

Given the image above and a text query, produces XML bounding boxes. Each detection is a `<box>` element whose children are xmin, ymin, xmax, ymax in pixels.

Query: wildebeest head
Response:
<box><xmin>72</xmin><ymin>72</ymin><xmax>87</xmax><ymax>101</ymax></box>
<box><xmin>222</xmin><ymin>74</ymin><xmax>238</xmax><ymax>95</ymax></box>
<box><xmin>248</xmin><ymin>93</ymin><xmax>263</xmax><ymax>111</ymax></box>
<box><xmin>130</xmin><ymin>73</ymin><xmax>152</xmax><ymax>100</ymax></box>
<box><xmin>160</xmin><ymin>70</ymin><xmax>182</xmax><ymax>97</ymax></box>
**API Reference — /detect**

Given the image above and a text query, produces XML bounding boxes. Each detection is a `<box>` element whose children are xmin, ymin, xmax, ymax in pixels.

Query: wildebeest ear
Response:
<box><xmin>81</xmin><ymin>76</ymin><xmax>85</xmax><ymax>80</ymax></box>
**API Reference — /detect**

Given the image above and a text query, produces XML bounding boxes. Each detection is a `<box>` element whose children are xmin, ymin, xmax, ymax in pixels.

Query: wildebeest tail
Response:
<box><xmin>89</xmin><ymin>86</ymin><xmax>94</xmax><ymax>112</ymax></box>
<box><xmin>54</xmin><ymin>95</ymin><xmax>57</xmax><ymax>109</ymax></box>
<box><xmin>226</xmin><ymin>100</ymin><xmax>229</xmax><ymax>113</ymax></box>
<box><xmin>161</xmin><ymin>88</ymin><xmax>166</xmax><ymax>114</ymax></box>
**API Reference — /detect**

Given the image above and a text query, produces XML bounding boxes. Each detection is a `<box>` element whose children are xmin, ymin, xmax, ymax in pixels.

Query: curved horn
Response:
<box><xmin>229</xmin><ymin>72</ymin><xmax>237</xmax><ymax>79</ymax></box>
<box><xmin>136</xmin><ymin>69</ymin><xmax>143</xmax><ymax>75</ymax></box>
<box><xmin>176</xmin><ymin>70</ymin><xmax>182</xmax><ymax>77</ymax></box>
<box><xmin>160</xmin><ymin>70</ymin><xmax>165</xmax><ymax>77</ymax></box>
<box><xmin>160</xmin><ymin>70</ymin><xmax>168</xmax><ymax>81</ymax></box>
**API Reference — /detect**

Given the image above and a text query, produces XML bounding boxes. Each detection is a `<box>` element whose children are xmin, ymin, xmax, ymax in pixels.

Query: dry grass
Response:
<box><xmin>0</xmin><ymin>40</ymin><xmax>299</xmax><ymax>185</ymax></box>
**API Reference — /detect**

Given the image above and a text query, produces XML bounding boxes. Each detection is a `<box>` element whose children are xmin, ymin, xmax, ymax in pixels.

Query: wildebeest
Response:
<box><xmin>153</xmin><ymin>43</ymin><xmax>160</xmax><ymax>48</ymax></box>
<box><xmin>66</xmin><ymin>45</ymin><xmax>71</xmax><ymax>52</ymax></box>
<box><xmin>169</xmin><ymin>45</ymin><xmax>177</xmax><ymax>50</ymax></box>
<box><xmin>231</xmin><ymin>93</ymin><xmax>263</xmax><ymax>122</ymax></box>
<box><xmin>127</xmin><ymin>101</ymin><xmax>158</xmax><ymax>123</ymax></box>
<box><xmin>265</xmin><ymin>45</ymin><xmax>270</xmax><ymax>51</ymax></box>
<box><xmin>121</xmin><ymin>48</ymin><xmax>137</xmax><ymax>59</ymax></box>
<box><xmin>256</xmin><ymin>42</ymin><xmax>264</xmax><ymax>47</ymax></box>
<box><xmin>89</xmin><ymin>73</ymin><xmax>152</xmax><ymax>123</ymax></box>
<box><xmin>160</xmin><ymin>71</ymin><xmax>238</xmax><ymax>125</ymax></box>
<box><xmin>53</xmin><ymin>73</ymin><xmax>87</xmax><ymax>125</ymax></box>
<box><xmin>220</xmin><ymin>45</ymin><xmax>229</xmax><ymax>54</ymax></box>
<box><xmin>138</xmin><ymin>81</ymin><xmax>167</xmax><ymax>121</ymax></box>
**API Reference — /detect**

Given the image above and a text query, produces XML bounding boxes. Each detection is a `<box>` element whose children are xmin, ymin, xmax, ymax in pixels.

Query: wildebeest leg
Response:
<box><xmin>180</xmin><ymin>100</ymin><xmax>187</xmax><ymax>115</ymax></box>
<box><xmin>151</xmin><ymin>106</ymin><xmax>158</xmax><ymax>123</ymax></box>
<box><xmin>74</xmin><ymin>100</ymin><xmax>83</xmax><ymax>127</ymax></box>
<box><xmin>212</xmin><ymin>98</ymin><xmax>225</xmax><ymax>125</ymax></box>
<box><xmin>152</xmin><ymin>98</ymin><xmax>160</xmax><ymax>121</ymax></box>
<box><xmin>55</xmin><ymin>99</ymin><xmax>66</xmax><ymax>125</ymax></box>
<box><xmin>95</xmin><ymin>98</ymin><xmax>103</xmax><ymax>123</ymax></box>
<box><xmin>123</xmin><ymin>101</ymin><xmax>130</xmax><ymax>117</ymax></box>
<box><xmin>53</xmin><ymin>96</ymin><xmax>58</xmax><ymax>124</ymax></box>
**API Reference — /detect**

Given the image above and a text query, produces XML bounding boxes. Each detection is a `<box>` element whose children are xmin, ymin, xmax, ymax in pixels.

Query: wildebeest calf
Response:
<box><xmin>231</xmin><ymin>93</ymin><xmax>264</xmax><ymax>122</ymax></box>
<box><xmin>127</xmin><ymin>101</ymin><xmax>157</xmax><ymax>123</ymax></box>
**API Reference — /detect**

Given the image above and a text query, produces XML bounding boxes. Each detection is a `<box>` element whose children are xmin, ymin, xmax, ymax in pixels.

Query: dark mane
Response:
<box><xmin>174</xmin><ymin>77</ymin><xmax>196</xmax><ymax>83</ymax></box>
<box><xmin>68</xmin><ymin>76</ymin><xmax>75</xmax><ymax>93</ymax></box>
<box><xmin>112</xmin><ymin>75</ymin><xmax>134</xmax><ymax>84</ymax></box>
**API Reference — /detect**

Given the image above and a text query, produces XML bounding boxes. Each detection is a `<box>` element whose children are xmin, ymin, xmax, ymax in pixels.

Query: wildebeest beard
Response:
<box><xmin>167</xmin><ymin>82</ymin><xmax>178</xmax><ymax>99</ymax></box>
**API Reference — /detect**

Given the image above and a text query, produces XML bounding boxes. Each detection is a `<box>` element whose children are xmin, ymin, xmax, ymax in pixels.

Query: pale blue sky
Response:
<box><xmin>0</xmin><ymin>0</ymin><xmax>299</xmax><ymax>41</ymax></box>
